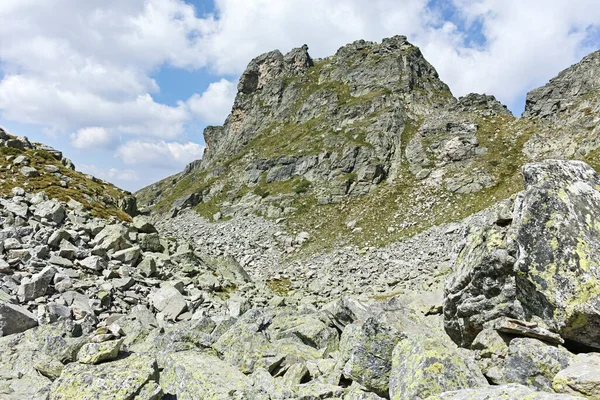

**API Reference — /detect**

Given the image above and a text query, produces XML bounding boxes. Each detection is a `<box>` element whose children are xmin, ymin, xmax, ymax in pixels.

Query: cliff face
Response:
<box><xmin>136</xmin><ymin>36</ymin><xmax>600</xmax><ymax>252</ymax></box>
<box><xmin>521</xmin><ymin>50</ymin><xmax>600</xmax><ymax>165</ymax></box>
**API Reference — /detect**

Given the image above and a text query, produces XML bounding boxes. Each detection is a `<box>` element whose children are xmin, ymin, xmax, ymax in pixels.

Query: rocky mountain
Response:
<box><xmin>1</xmin><ymin>35</ymin><xmax>600</xmax><ymax>400</ymax></box>
<box><xmin>2</xmin><ymin>159</ymin><xmax>600</xmax><ymax>399</ymax></box>
<box><xmin>136</xmin><ymin>37</ymin><xmax>599</xmax><ymax>255</ymax></box>
<box><xmin>0</xmin><ymin>127</ymin><xmax>137</xmax><ymax>220</ymax></box>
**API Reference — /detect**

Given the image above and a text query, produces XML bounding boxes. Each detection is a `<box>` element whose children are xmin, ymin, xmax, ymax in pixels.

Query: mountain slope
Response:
<box><xmin>136</xmin><ymin>37</ymin><xmax>600</xmax><ymax>253</ymax></box>
<box><xmin>0</xmin><ymin>128</ymin><xmax>136</xmax><ymax>220</ymax></box>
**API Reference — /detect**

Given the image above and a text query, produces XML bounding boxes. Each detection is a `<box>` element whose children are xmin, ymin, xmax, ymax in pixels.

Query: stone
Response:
<box><xmin>33</xmin><ymin>200</ymin><xmax>65</xmax><ymax>224</ymax></box>
<box><xmin>133</xmin><ymin>216</ymin><xmax>157</xmax><ymax>233</ymax></box>
<box><xmin>49</xmin><ymin>354</ymin><xmax>158</xmax><ymax>399</ymax></box>
<box><xmin>471</xmin><ymin>329</ymin><xmax>509</xmax><ymax>359</ymax></box>
<box><xmin>427</xmin><ymin>384</ymin><xmax>586</xmax><ymax>399</ymax></box>
<box><xmin>112</xmin><ymin>246</ymin><xmax>141</xmax><ymax>266</ymax></box>
<box><xmin>18</xmin><ymin>265</ymin><xmax>56</xmax><ymax>302</ymax></box>
<box><xmin>48</xmin><ymin>229</ymin><xmax>71</xmax><ymax>248</ymax></box>
<box><xmin>19</xmin><ymin>166</ymin><xmax>39</xmax><ymax>177</ymax></box>
<box><xmin>389</xmin><ymin>335</ymin><xmax>486</xmax><ymax>400</ymax></box>
<box><xmin>77</xmin><ymin>339</ymin><xmax>123</xmax><ymax>364</ymax></box>
<box><xmin>489</xmin><ymin>317</ymin><xmax>563</xmax><ymax>345</ymax></box>
<box><xmin>0</xmin><ymin>300</ymin><xmax>38</xmax><ymax>336</ymax></box>
<box><xmin>138</xmin><ymin>233</ymin><xmax>164</xmax><ymax>253</ymax></box>
<box><xmin>492</xmin><ymin>338</ymin><xmax>573</xmax><ymax>391</ymax></box>
<box><xmin>444</xmin><ymin>160</ymin><xmax>600</xmax><ymax>350</ymax></box>
<box><xmin>553</xmin><ymin>353</ymin><xmax>600</xmax><ymax>398</ymax></box>
<box><xmin>148</xmin><ymin>284</ymin><xmax>187</xmax><ymax>320</ymax></box>
<box><xmin>137</xmin><ymin>257</ymin><xmax>157</xmax><ymax>277</ymax></box>
<box><xmin>160</xmin><ymin>351</ymin><xmax>254</xmax><ymax>399</ymax></box>
<box><xmin>342</xmin><ymin>315</ymin><xmax>407</xmax><ymax>396</ymax></box>
<box><xmin>78</xmin><ymin>255</ymin><xmax>107</xmax><ymax>272</ymax></box>
<box><xmin>93</xmin><ymin>224</ymin><xmax>131</xmax><ymax>252</ymax></box>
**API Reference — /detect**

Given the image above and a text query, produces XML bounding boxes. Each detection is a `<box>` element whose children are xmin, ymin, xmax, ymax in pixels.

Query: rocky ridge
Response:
<box><xmin>0</xmin><ymin>127</ymin><xmax>137</xmax><ymax>220</ymax></box>
<box><xmin>136</xmin><ymin>38</ymin><xmax>599</xmax><ymax>256</ymax></box>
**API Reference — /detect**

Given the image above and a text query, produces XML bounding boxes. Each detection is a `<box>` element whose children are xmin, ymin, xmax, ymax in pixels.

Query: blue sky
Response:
<box><xmin>0</xmin><ymin>0</ymin><xmax>599</xmax><ymax>191</ymax></box>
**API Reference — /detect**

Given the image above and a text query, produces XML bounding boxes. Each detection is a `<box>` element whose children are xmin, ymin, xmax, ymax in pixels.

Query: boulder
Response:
<box><xmin>342</xmin><ymin>315</ymin><xmax>407</xmax><ymax>396</ymax></box>
<box><xmin>489</xmin><ymin>338</ymin><xmax>573</xmax><ymax>391</ymax></box>
<box><xmin>553</xmin><ymin>353</ymin><xmax>600</xmax><ymax>398</ymax></box>
<box><xmin>148</xmin><ymin>284</ymin><xmax>187</xmax><ymax>321</ymax></box>
<box><xmin>49</xmin><ymin>354</ymin><xmax>160</xmax><ymax>399</ymax></box>
<box><xmin>19</xmin><ymin>166</ymin><xmax>39</xmax><ymax>177</ymax></box>
<box><xmin>77</xmin><ymin>339</ymin><xmax>123</xmax><ymax>365</ymax></box>
<box><xmin>389</xmin><ymin>335</ymin><xmax>486</xmax><ymax>400</ymax></box>
<box><xmin>0</xmin><ymin>300</ymin><xmax>38</xmax><ymax>336</ymax></box>
<box><xmin>112</xmin><ymin>246</ymin><xmax>141</xmax><ymax>266</ymax></box>
<box><xmin>132</xmin><ymin>216</ymin><xmax>157</xmax><ymax>233</ymax></box>
<box><xmin>33</xmin><ymin>200</ymin><xmax>65</xmax><ymax>224</ymax></box>
<box><xmin>445</xmin><ymin>160</ymin><xmax>600</xmax><ymax>349</ymax></box>
<box><xmin>160</xmin><ymin>351</ymin><xmax>254</xmax><ymax>398</ymax></box>
<box><xmin>78</xmin><ymin>255</ymin><xmax>107</xmax><ymax>272</ymax></box>
<box><xmin>93</xmin><ymin>225</ymin><xmax>131</xmax><ymax>252</ymax></box>
<box><xmin>17</xmin><ymin>265</ymin><xmax>56</xmax><ymax>302</ymax></box>
<box><xmin>426</xmin><ymin>384</ymin><xmax>586</xmax><ymax>399</ymax></box>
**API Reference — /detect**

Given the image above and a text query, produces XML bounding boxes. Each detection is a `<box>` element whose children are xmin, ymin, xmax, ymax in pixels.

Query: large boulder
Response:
<box><xmin>444</xmin><ymin>160</ymin><xmax>600</xmax><ymax>349</ymax></box>
<box><xmin>487</xmin><ymin>338</ymin><xmax>573</xmax><ymax>391</ymax></box>
<box><xmin>553</xmin><ymin>352</ymin><xmax>600</xmax><ymax>398</ymax></box>
<box><xmin>160</xmin><ymin>351</ymin><xmax>254</xmax><ymax>399</ymax></box>
<box><xmin>49</xmin><ymin>354</ymin><xmax>160</xmax><ymax>399</ymax></box>
<box><xmin>389</xmin><ymin>335</ymin><xmax>486</xmax><ymax>400</ymax></box>
<box><xmin>426</xmin><ymin>384</ymin><xmax>586</xmax><ymax>399</ymax></box>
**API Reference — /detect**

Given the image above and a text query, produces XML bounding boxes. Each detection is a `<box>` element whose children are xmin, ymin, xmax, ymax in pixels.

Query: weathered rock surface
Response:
<box><xmin>389</xmin><ymin>335</ymin><xmax>486</xmax><ymax>399</ymax></box>
<box><xmin>445</xmin><ymin>160</ymin><xmax>600</xmax><ymax>349</ymax></box>
<box><xmin>427</xmin><ymin>384</ymin><xmax>585</xmax><ymax>399</ymax></box>
<box><xmin>553</xmin><ymin>353</ymin><xmax>600</xmax><ymax>398</ymax></box>
<box><xmin>49</xmin><ymin>354</ymin><xmax>159</xmax><ymax>399</ymax></box>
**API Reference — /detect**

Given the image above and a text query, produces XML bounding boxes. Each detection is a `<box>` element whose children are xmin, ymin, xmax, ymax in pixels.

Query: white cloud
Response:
<box><xmin>187</xmin><ymin>79</ymin><xmax>236</xmax><ymax>125</ymax></box>
<box><xmin>71</xmin><ymin>127</ymin><xmax>116</xmax><ymax>149</ymax></box>
<box><xmin>79</xmin><ymin>164</ymin><xmax>139</xmax><ymax>182</ymax></box>
<box><xmin>0</xmin><ymin>0</ymin><xmax>599</xmax><ymax>190</ymax></box>
<box><xmin>116</xmin><ymin>140</ymin><xmax>205</xmax><ymax>169</ymax></box>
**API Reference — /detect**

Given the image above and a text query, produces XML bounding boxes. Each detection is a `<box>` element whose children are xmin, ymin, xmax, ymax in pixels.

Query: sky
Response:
<box><xmin>0</xmin><ymin>1</ymin><xmax>599</xmax><ymax>192</ymax></box>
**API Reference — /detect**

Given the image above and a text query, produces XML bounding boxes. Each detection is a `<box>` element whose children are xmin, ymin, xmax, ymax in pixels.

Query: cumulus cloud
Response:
<box><xmin>79</xmin><ymin>164</ymin><xmax>139</xmax><ymax>182</ymax></box>
<box><xmin>187</xmin><ymin>79</ymin><xmax>236</xmax><ymax>125</ymax></box>
<box><xmin>0</xmin><ymin>0</ymin><xmax>598</xmax><ymax>190</ymax></box>
<box><xmin>116</xmin><ymin>140</ymin><xmax>205</xmax><ymax>169</ymax></box>
<box><xmin>2</xmin><ymin>0</ymin><xmax>598</xmax><ymax>135</ymax></box>
<box><xmin>70</xmin><ymin>127</ymin><xmax>116</xmax><ymax>149</ymax></box>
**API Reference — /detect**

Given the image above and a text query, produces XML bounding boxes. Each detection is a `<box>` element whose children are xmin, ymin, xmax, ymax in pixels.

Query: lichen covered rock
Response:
<box><xmin>160</xmin><ymin>351</ymin><xmax>254</xmax><ymax>399</ymax></box>
<box><xmin>553</xmin><ymin>352</ymin><xmax>600</xmax><ymax>398</ymax></box>
<box><xmin>49</xmin><ymin>354</ymin><xmax>159</xmax><ymax>399</ymax></box>
<box><xmin>445</xmin><ymin>160</ymin><xmax>600</xmax><ymax>349</ymax></box>
<box><xmin>389</xmin><ymin>335</ymin><xmax>486</xmax><ymax>400</ymax></box>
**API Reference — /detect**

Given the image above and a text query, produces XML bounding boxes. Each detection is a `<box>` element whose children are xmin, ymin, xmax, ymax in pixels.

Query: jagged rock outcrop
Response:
<box><xmin>444</xmin><ymin>160</ymin><xmax>600</xmax><ymax>350</ymax></box>
<box><xmin>522</xmin><ymin>50</ymin><xmax>600</xmax><ymax>163</ymax></box>
<box><xmin>523</xmin><ymin>50</ymin><xmax>600</xmax><ymax>120</ymax></box>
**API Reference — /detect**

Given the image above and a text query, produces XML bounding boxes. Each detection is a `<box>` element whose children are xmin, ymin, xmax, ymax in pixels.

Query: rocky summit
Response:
<box><xmin>1</xmin><ymin>36</ymin><xmax>600</xmax><ymax>400</ymax></box>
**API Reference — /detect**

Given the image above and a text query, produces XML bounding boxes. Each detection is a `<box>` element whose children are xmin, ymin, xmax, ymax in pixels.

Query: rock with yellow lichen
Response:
<box><xmin>389</xmin><ymin>334</ymin><xmax>486</xmax><ymax>400</ymax></box>
<box><xmin>553</xmin><ymin>353</ymin><xmax>600</xmax><ymax>399</ymax></box>
<box><xmin>425</xmin><ymin>383</ymin><xmax>586</xmax><ymax>399</ymax></box>
<box><xmin>486</xmin><ymin>338</ymin><xmax>573</xmax><ymax>391</ymax></box>
<box><xmin>49</xmin><ymin>354</ymin><xmax>161</xmax><ymax>400</ymax></box>
<box><xmin>160</xmin><ymin>350</ymin><xmax>256</xmax><ymax>399</ymax></box>
<box><xmin>444</xmin><ymin>160</ymin><xmax>600</xmax><ymax>350</ymax></box>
